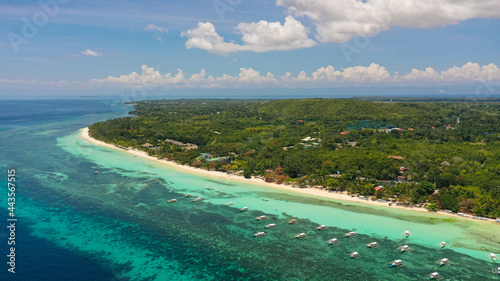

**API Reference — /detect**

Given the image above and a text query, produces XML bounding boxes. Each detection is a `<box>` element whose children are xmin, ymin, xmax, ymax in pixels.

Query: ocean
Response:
<box><xmin>0</xmin><ymin>99</ymin><xmax>498</xmax><ymax>281</ymax></box>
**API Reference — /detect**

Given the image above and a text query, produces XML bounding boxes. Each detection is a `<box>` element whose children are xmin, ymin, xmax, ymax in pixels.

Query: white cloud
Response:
<box><xmin>145</xmin><ymin>24</ymin><xmax>169</xmax><ymax>33</ymax></box>
<box><xmin>277</xmin><ymin>0</ymin><xmax>500</xmax><ymax>43</ymax></box>
<box><xmin>181</xmin><ymin>16</ymin><xmax>316</xmax><ymax>54</ymax></box>
<box><xmin>80</xmin><ymin>49</ymin><xmax>103</xmax><ymax>57</ymax></box>
<box><xmin>88</xmin><ymin>62</ymin><xmax>500</xmax><ymax>89</ymax></box>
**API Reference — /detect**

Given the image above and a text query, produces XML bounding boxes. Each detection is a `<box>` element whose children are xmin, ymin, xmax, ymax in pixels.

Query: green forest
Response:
<box><xmin>89</xmin><ymin>98</ymin><xmax>500</xmax><ymax>218</ymax></box>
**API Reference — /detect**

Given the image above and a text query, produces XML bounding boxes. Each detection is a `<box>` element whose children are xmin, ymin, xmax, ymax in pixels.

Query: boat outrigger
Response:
<box><xmin>253</xmin><ymin>232</ymin><xmax>266</xmax><ymax>237</ymax></box>
<box><xmin>327</xmin><ymin>238</ymin><xmax>340</xmax><ymax>246</ymax></box>
<box><xmin>366</xmin><ymin>242</ymin><xmax>379</xmax><ymax>248</ymax></box>
<box><xmin>255</xmin><ymin>215</ymin><xmax>268</xmax><ymax>221</ymax></box>
<box><xmin>349</xmin><ymin>252</ymin><xmax>361</xmax><ymax>259</ymax></box>
<box><xmin>389</xmin><ymin>259</ymin><xmax>405</xmax><ymax>268</ymax></box>
<box><xmin>240</xmin><ymin>206</ymin><xmax>248</xmax><ymax>212</ymax></box>
<box><xmin>344</xmin><ymin>231</ymin><xmax>358</xmax><ymax>238</ymax></box>
<box><xmin>167</xmin><ymin>199</ymin><xmax>177</xmax><ymax>203</ymax></box>
<box><xmin>226</xmin><ymin>202</ymin><xmax>234</xmax><ymax>206</ymax></box>
<box><xmin>288</xmin><ymin>219</ymin><xmax>299</xmax><ymax>224</ymax></box>
<box><xmin>426</xmin><ymin>272</ymin><xmax>444</xmax><ymax>280</ymax></box>
<box><xmin>295</xmin><ymin>233</ymin><xmax>307</xmax><ymax>239</ymax></box>
<box><xmin>185</xmin><ymin>193</ymin><xmax>191</xmax><ymax>197</ymax></box>
<box><xmin>192</xmin><ymin>197</ymin><xmax>203</xmax><ymax>202</ymax></box>
<box><xmin>265</xmin><ymin>223</ymin><xmax>277</xmax><ymax>229</ymax></box>
<box><xmin>316</xmin><ymin>225</ymin><xmax>327</xmax><ymax>230</ymax></box>
<box><xmin>436</xmin><ymin>258</ymin><xmax>453</xmax><ymax>266</ymax></box>
<box><xmin>397</xmin><ymin>245</ymin><xmax>413</xmax><ymax>253</ymax></box>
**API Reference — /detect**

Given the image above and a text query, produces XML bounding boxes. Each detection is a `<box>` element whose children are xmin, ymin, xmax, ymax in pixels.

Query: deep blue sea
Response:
<box><xmin>0</xmin><ymin>99</ymin><xmax>498</xmax><ymax>281</ymax></box>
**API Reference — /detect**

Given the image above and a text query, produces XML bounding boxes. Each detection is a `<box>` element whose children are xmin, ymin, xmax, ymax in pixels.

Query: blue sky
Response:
<box><xmin>1</xmin><ymin>0</ymin><xmax>500</xmax><ymax>97</ymax></box>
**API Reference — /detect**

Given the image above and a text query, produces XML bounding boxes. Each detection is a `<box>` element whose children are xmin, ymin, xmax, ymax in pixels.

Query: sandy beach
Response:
<box><xmin>81</xmin><ymin>127</ymin><xmax>499</xmax><ymax>224</ymax></box>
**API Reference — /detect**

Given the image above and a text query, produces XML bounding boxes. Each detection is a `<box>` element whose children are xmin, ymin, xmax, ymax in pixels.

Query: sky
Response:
<box><xmin>1</xmin><ymin>0</ymin><xmax>500</xmax><ymax>98</ymax></box>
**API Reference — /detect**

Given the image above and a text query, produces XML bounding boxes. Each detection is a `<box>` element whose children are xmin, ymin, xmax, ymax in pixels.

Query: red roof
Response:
<box><xmin>375</xmin><ymin>186</ymin><xmax>384</xmax><ymax>191</ymax></box>
<box><xmin>340</xmin><ymin>132</ymin><xmax>346</xmax><ymax>135</ymax></box>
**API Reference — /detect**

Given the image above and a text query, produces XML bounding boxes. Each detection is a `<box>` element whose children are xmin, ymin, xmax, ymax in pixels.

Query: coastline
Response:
<box><xmin>80</xmin><ymin>127</ymin><xmax>499</xmax><ymax>225</ymax></box>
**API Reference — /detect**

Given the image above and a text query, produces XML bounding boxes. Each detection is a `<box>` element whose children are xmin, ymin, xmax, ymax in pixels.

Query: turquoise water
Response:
<box><xmin>1</xmin><ymin>100</ymin><xmax>499</xmax><ymax>280</ymax></box>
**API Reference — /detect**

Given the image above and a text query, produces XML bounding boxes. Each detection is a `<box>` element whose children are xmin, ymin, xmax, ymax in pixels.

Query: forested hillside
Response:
<box><xmin>89</xmin><ymin>99</ymin><xmax>500</xmax><ymax>217</ymax></box>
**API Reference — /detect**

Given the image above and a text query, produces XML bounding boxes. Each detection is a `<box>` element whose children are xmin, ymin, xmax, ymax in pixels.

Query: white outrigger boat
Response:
<box><xmin>265</xmin><ymin>223</ymin><xmax>277</xmax><ymax>229</ymax></box>
<box><xmin>426</xmin><ymin>272</ymin><xmax>444</xmax><ymax>280</ymax></box>
<box><xmin>327</xmin><ymin>238</ymin><xmax>340</xmax><ymax>246</ymax></box>
<box><xmin>167</xmin><ymin>199</ymin><xmax>177</xmax><ymax>203</ymax></box>
<box><xmin>253</xmin><ymin>232</ymin><xmax>266</xmax><ymax>237</ymax></box>
<box><xmin>349</xmin><ymin>252</ymin><xmax>361</xmax><ymax>259</ymax></box>
<box><xmin>185</xmin><ymin>193</ymin><xmax>191</xmax><ymax>197</ymax></box>
<box><xmin>397</xmin><ymin>245</ymin><xmax>413</xmax><ymax>253</ymax></box>
<box><xmin>403</xmin><ymin>230</ymin><xmax>411</xmax><ymax>238</ymax></box>
<box><xmin>488</xmin><ymin>253</ymin><xmax>497</xmax><ymax>262</ymax></box>
<box><xmin>388</xmin><ymin>259</ymin><xmax>405</xmax><ymax>268</ymax></box>
<box><xmin>288</xmin><ymin>219</ymin><xmax>299</xmax><ymax>224</ymax></box>
<box><xmin>295</xmin><ymin>233</ymin><xmax>307</xmax><ymax>239</ymax></box>
<box><xmin>316</xmin><ymin>225</ymin><xmax>327</xmax><ymax>231</ymax></box>
<box><xmin>436</xmin><ymin>258</ymin><xmax>453</xmax><ymax>266</ymax></box>
<box><xmin>366</xmin><ymin>242</ymin><xmax>379</xmax><ymax>248</ymax></box>
<box><xmin>226</xmin><ymin>202</ymin><xmax>234</xmax><ymax>206</ymax></box>
<box><xmin>192</xmin><ymin>197</ymin><xmax>203</xmax><ymax>202</ymax></box>
<box><xmin>438</xmin><ymin>241</ymin><xmax>447</xmax><ymax>248</ymax></box>
<box><xmin>240</xmin><ymin>206</ymin><xmax>248</xmax><ymax>212</ymax></box>
<box><xmin>344</xmin><ymin>231</ymin><xmax>358</xmax><ymax>238</ymax></box>
<box><xmin>255</xmin><ymin>215</ymin><xmax>268</xmax><ymax>221</ymax></box>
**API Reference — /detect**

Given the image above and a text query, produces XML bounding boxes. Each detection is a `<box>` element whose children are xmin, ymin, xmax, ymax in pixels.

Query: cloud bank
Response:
<box><xmin>89</xmin><ymin>62</ymin><xmax>500</xmax><ymax>89</ymax></box>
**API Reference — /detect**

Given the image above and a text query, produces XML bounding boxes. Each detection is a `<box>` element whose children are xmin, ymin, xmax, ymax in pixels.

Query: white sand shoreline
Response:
<box><xmin>80</xmin><ymin>128</ymin><xmax>499</xmax><ymax>225</ymax></box>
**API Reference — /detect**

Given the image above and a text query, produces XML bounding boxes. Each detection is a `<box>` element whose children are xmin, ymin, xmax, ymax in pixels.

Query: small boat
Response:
<box><xmin>255</xmin><ymin>215</ymin><xmax>268</xmax><ymax>221</ymax></box>
<box><xmin>185</xmin><ymin>193</ymin><xmax>191</xmax><ymax>197</ymax></box>
<box><xmin>489</xmin><ymin>253</ymin><xmax>497</xmax><ymax>262</ymax></box>
<box><xmin>288</xmin><ymin>219</ymin><xmax>298</xmax><ymax>224</ymax></box>
<box><xmin>404</xmin><ymin>230</ymin><xmax>411</xmax><ymax>238</ymax></box>
<box><xmin>436</xmin><ymin>258</ymin><xmax>453</xmax><ymax>266</ymax></box>
<box><xmin>344</xmin><ymin>231</ymin><xmax>358</xmax><ymax>238</ymax></box>
<box><xmin>492</xmin><ymin>267</ymin><xmax>500</xmax><ymax>275</ymax></box>
<box><xmin>93</xmin><ymin>171</ymin><xmax>100</xmax><ymax>174</ymax></box>
<box><xmin>253</xmin><ymin>232</ymin><xmax>266</xmax><ymax>238</ymax></box>
<box><xmin>327</xmin><ymin>238</ymin><xmax>340</xmax><ymax>246</ymax></box>
<box><xmin>349</xmin><ymin>252</ymin><xmax>361</xmax><ymax>259</ymax></box>
<box><xmin>397</xmin><ymin>245</ymin><xmax>413</xmax><ymax>253</ymax></box>
<box><xmin>240</xmin><ymin>207</ymin><xmax>248</xmax><ymax>212</ymax></box>
<box><xmin>295</xmin><ymin>233</ymin><xmax>307</xmax><ymax>239</ymax></box>
<box><xmin>192</xmin><ymin>197</ymin><xmax>202</xmax><ymax>202</ymax></box>
<box><xmin>167</xmin><ymin>199</ymin><xmax>177</xmax><ymax>203</ymax></box>
<box><xmin>265</xmin><ymin>223</ymin><xmax>277</xmax><ymax>229</ymax></box>
<box><xmin>366</xmin><ymin>242</ymin><xmax>379</xmax><ymax>248</ymax></box>
<box><xmin>389</xmin><ymin>259</ymin><xmax>405</xmax><ymax>268</ymax></box>
<box><xmin>226</xmin><ymin>202</ymin><xmax>234</xmax><ymax>206</ymax></box>
<box><xmin>439</xmin><ymin>241</ymin><xmax>447</xmax><ymax>248</ymax></box>
<box><xmin>316</xmin><ymin>225</ymin><xmax>327</xmax><ymax>231</ymax></box>
<box><xmin>426</xmin><ymin>272</ymin><xmax>444</xmax><ymax>280</ymax></box>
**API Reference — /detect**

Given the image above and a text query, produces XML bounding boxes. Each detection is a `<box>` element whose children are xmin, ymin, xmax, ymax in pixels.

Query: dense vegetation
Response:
<box><xmin>89</xmin><ymin>99</ymin><xmax>500</xmax><ymax>218</ymax></box>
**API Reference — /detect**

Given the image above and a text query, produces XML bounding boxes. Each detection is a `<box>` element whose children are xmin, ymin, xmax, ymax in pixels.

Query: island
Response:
<box><xmin>88</xmin><ymin>98</ymin><xmax>500</xmax><ymax>219</ymax></box>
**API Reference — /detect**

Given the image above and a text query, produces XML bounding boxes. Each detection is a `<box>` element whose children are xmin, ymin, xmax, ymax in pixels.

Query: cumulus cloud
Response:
<box><xmin>145</xmin><ymin>24</ymin><xmax>169</xmax><ymax>33</ymax></box>
<box><xmin>277</xmin><ymin>0</ymin><xmax>500</xmax><ymax>43</ymax></box>
<box><xmin>88</xmin><ymin>62</ymin><xmax>500</xmax><ymax>89</ymax></box>
<box><xmin>80</xmin><ymin>49</ymin><xmax>103</xmax><ymax>57</ymax></box>
<box><xmin>181</xmin><ymin>16</ymin><xmax>316</xmax><ymax>54</ymax></box>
